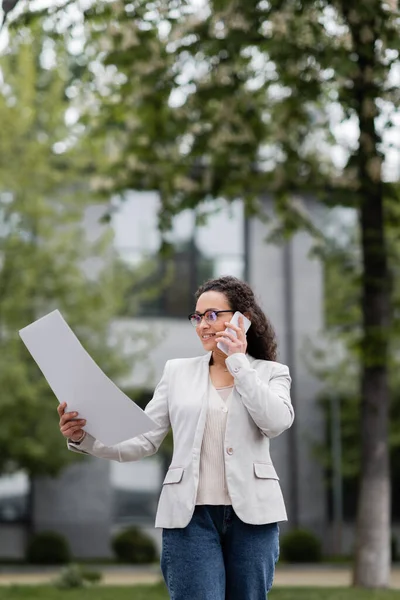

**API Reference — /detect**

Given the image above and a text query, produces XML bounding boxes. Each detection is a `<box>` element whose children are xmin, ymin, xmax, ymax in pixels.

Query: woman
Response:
<box><xmin>58</xmin><ymin>275</ymin><xmax>294</xmax><ymax>599</ymax></box>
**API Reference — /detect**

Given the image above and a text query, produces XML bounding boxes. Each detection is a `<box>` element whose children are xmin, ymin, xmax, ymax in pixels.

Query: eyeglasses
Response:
<box><xmin>188</xmin><ymin>310</ymin><xmax>234</xmax><ymax>328</ymax></box>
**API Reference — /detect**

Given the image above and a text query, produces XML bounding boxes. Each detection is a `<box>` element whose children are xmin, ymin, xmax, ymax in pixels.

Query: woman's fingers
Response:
<box><xmin>57</xmin><ymin>403</ymin><xmax>76</xmax><ymax>425</ymax></box>
<box><xmin>60</xmin><ymin>411</ymin><xmax>79</xmax><ymax>426</ymax></box>
<box><xmin>57</xmin><ymin>402</ymin><xmax>66</xmax><ymax>418</ymax></box>
<box><xmin>224</xmin><ymin>320</ymin><xmax>246</xmax><ymax>337</ymax></box>
<box><xmin>61</xmin><ymin>425</ymin><xmax>80</xmax><ymax>437</ymax></box>
<box><xmin>57</xmin><ymin>402</ymin><xmax>86</xmax><ymax>440</ymax></box>
<box><xmin>61</xmin><ymin>423</ymin><xmax>84</xmax><ymax>438</ymax></box>
<box><xmin>57</xmin><ymin>403</ymin><xmax>83</xmax><ymax>426</ymax></box>
<box><xmin>60</xmin><ymin>418</ymin><xmax>86</xmax><ymax>435</ymax></box>
<box><xmin>64</xmin><ymin>419</ymin><xmax>85</xmax><ymax>430</ymax></box>
<box><xmin>61</xmin><ymin>421</ymin><xmax>83</xmax><ymax>432</ymax></box>
<box><xmin>217</xmin><ymin>330</ymin><xmax>238</xmax><ymax>343</ymax></box>
<box><xmin>218</xmin><ymin>323</ymin><xmax>247</xmax><ymax>356</ymax></box>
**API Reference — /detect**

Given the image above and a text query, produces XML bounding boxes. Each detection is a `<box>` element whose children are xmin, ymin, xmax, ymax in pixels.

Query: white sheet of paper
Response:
<box><xmin>19</xmin><ymin>310</ymin><xmax>157</xmax><ymax>446</ymax></box>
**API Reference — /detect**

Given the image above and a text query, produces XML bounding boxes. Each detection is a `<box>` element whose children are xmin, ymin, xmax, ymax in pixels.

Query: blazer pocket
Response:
<box><xmin>163</xmin><ymin>467</ymin><xmax>184</xmax><ymax>485</ymax></box>
<box><xmin>253</xmin><ymin>462</ymin><xmax>279</xmax><ymax>480</ymax></box>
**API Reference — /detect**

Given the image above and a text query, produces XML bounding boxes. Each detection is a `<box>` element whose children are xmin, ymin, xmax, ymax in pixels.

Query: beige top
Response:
<box><xmin>195</xmin><ymin>379</ymin><xmax>234</xmax><ymax>506</ymax></box>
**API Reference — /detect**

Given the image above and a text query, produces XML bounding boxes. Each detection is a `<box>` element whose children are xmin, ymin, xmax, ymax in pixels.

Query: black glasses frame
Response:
<box><xmin>187</xmin><ymin>310</ymin><xmax>234</xmax><ymax>327</ymax></box>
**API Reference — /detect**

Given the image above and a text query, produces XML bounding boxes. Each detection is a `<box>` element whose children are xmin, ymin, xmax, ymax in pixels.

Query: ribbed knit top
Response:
<box><xmin>195</xmin><ymin>379</ymin><xmax>234</xmax><ymax>506</ymax></box>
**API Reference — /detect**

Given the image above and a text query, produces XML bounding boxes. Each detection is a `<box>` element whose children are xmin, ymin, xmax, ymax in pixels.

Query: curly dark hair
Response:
<box><xmin>195</xmin><ymin>275</ymin><xmax>278</xmax><ymax>362</ymax></box>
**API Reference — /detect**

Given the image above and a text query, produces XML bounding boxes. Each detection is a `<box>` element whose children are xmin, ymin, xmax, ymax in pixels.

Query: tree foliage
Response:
<box><xmin>5</xmin><ymin>0</ymin><xmax>400</xmax><ymax>586</ymax></box>
<box><xmin>73</xmin><ymin>0</ymin><xmax>399</xmax><ymax>221</ymax></box>
<box><xmin>0</xmin><ymin>25</ymin><xmax>140</xmax><ymax>478</ymax></box>
<box><xmin>73</xmin><ymin>0</ymin><xmax>399</xmax><ymax>586</ymax></box>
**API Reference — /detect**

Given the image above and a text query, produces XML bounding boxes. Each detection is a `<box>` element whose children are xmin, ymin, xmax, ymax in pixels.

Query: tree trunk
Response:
<box><xmin>349</xmin><ymin>7</ymin><xmax>392</xmax><ymax>587</ymax></box>
<box><xmin>353</xmin><ymin>194</ymin><xmax>391</xmax><ymax>587</ymax></box>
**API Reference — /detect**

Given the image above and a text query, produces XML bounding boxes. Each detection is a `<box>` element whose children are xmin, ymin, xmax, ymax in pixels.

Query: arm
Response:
<box><xmin>68</xmin><ymin>361</ymin><xmax>171</xmax><ymax>462</ymax></box>
<box><xmin>226</xmin><ymin>354</ymin><xmax>294</xmax><ymax>438</ymax></box>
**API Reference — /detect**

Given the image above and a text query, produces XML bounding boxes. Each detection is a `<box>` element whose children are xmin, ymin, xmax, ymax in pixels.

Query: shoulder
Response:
<box><xmin>164</xmin><ymin>354</ymin><xmax>209</xmax><ymax>373</ymax></box>
<box><xmin>249</xmin><ymin>357</ymin><xmax>290</xmax><ymax>378</ymax></box>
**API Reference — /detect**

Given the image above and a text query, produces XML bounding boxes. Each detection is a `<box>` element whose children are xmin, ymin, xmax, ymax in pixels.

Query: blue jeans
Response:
<box><xmin>161</xmin><ymin>505</ymin><xmax>279</xmax><ymax>600</ymax></box>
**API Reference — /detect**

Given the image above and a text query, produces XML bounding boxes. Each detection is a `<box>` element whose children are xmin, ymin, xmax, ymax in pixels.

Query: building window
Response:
<box><xmin>0</xmin><ymin>473</ymin><xmax>29</xmax><ymax>523</ymax></box>
<box><xmin>112</xmin><ymin>194</ymin><xmax>246</xmax><ymax>318</ymax></box>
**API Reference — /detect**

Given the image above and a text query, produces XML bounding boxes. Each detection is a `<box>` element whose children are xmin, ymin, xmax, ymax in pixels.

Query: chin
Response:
<box><xmin>201</xmin><ymin>339</ymin><xmax>217</xmax><ymax>350</ymax></box>
<box><xmin>202</xmin><ymin>342</ymin><xmax>215</xmax><ymax>349</ymax></box>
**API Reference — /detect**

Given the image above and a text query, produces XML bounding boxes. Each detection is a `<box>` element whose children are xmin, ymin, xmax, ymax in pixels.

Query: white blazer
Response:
<box><xmin>69</xmin><ymin>352</ymin><xmax>294</xmax><ymax>529</ymax></box>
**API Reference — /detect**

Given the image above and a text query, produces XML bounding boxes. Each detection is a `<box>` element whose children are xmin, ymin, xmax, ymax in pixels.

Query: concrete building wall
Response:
<box><xmin>0</xmin><ymin>524</ymin><xmax>26</xmax><ymax>559</ymax></box>
<box><xmin>247</xmin><ymin>199</ymin><xmax>326</xmax><ymax>535</ymax></box>
<box><xmin>33</xmin><ymin>458</ymin><xmax>113</xmax><ymax>558</ymax></box>
<box><xmin>291</xmin><ymin>230</ymin><xmax>326</xmax><ymax>536</ymax></box>
<box><xmin>247</xmin><ymin>214</ymin><xmax>292</xmax><ymax>522</ymax></box>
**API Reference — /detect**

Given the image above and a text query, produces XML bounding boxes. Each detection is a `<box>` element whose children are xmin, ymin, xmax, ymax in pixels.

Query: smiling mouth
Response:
<box><xmin>202</xmin><ymin>334</ymin><xmax>216</xmax><ymax>340</ymax></box>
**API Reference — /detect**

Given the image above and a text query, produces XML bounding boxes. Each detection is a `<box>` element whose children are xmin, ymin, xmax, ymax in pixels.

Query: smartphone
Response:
<box><xmin>217</xmin><ymin>311</ymin><xmax>252</xmax><ymax>355</ymax></box>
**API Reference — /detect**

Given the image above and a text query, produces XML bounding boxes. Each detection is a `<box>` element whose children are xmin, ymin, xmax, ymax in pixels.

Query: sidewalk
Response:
<box><xmin>274</xmin><ymin>565</ymin><xmax>400</xmax><ymax>588</ymax></box>
<box><xmin>0</xmin><ymin>565</ymin><xmax>400</xmax><ymax>588</ymax></box>
<box><xmin>0</xmin><ymin>565</ymin><xmax>161</xmax><ymax>587</ymax></box>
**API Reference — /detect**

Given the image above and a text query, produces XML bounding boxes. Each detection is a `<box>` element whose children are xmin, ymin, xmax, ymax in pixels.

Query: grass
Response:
<box><xmin>0</xmin><ymin>586</ymin><xmax>400</xmax><ymax>600</ymax></box>
<box><xmin>0</xmin><ymin>584</ymin><xmax>166</xmax><ymax>600</ymax></box>
<box><xmin>270</xmin><ymin>591</ymin><xmax>400</xmax><ymax>600</ymax></box>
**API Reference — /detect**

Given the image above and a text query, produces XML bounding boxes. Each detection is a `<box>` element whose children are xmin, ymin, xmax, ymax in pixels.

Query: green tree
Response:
<box><xmin>13</xmin><ymin>0</ymin><xmax>399</xmax><ymax>586</ymax></box>
<box><xmin>0</xmin><ymin>25</ymin><xmax>146</xmax><ymax>506</ymax></box>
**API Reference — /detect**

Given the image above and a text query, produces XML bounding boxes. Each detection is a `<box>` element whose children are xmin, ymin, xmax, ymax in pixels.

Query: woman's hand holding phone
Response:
<box><xmin>216</xmin><ymin>311</ymin><xmax>251</xmax><ymax>356</ymax></box>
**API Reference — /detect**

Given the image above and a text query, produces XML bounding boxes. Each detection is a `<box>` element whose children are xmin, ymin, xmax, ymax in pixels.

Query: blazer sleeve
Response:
<box><xmin>225</xmin><ymin>353</ymin><xmax>294</xmax><ymax>438</ymax></box>
<box><xmin>68</xmin><ymin>360</ymin><xmax>171</xmax><ymax>462</ymax></box>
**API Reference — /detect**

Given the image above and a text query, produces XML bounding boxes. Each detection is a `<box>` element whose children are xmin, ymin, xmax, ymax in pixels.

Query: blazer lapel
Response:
<box><xmin>190</xmin><ymin>351</ymin><xmax>212</xmax><ymax>390</ymax></box>
<box><xmin>191</xmin><ymin>352</ymin><xmax>212</xmax><ymax>450</ymax></box>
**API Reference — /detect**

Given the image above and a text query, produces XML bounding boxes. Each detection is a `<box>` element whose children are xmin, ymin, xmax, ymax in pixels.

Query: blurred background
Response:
<box><xmin>0</xmin><ymin>0</ymin><xmax>399</xmax><ymax>580</ymax></box>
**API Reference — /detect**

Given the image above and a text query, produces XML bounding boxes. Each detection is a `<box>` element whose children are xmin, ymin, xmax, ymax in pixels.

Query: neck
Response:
<box><xmin>211</xmin><ymin>349</ymin><xmax>228</xmax><ymax>369</ymax></box>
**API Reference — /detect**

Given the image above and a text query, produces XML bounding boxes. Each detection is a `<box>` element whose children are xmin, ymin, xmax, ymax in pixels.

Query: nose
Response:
<box><xmin>198</xmin><ymin>318</ymin><xmax>211</xmax><ymax>331</ymax></box>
